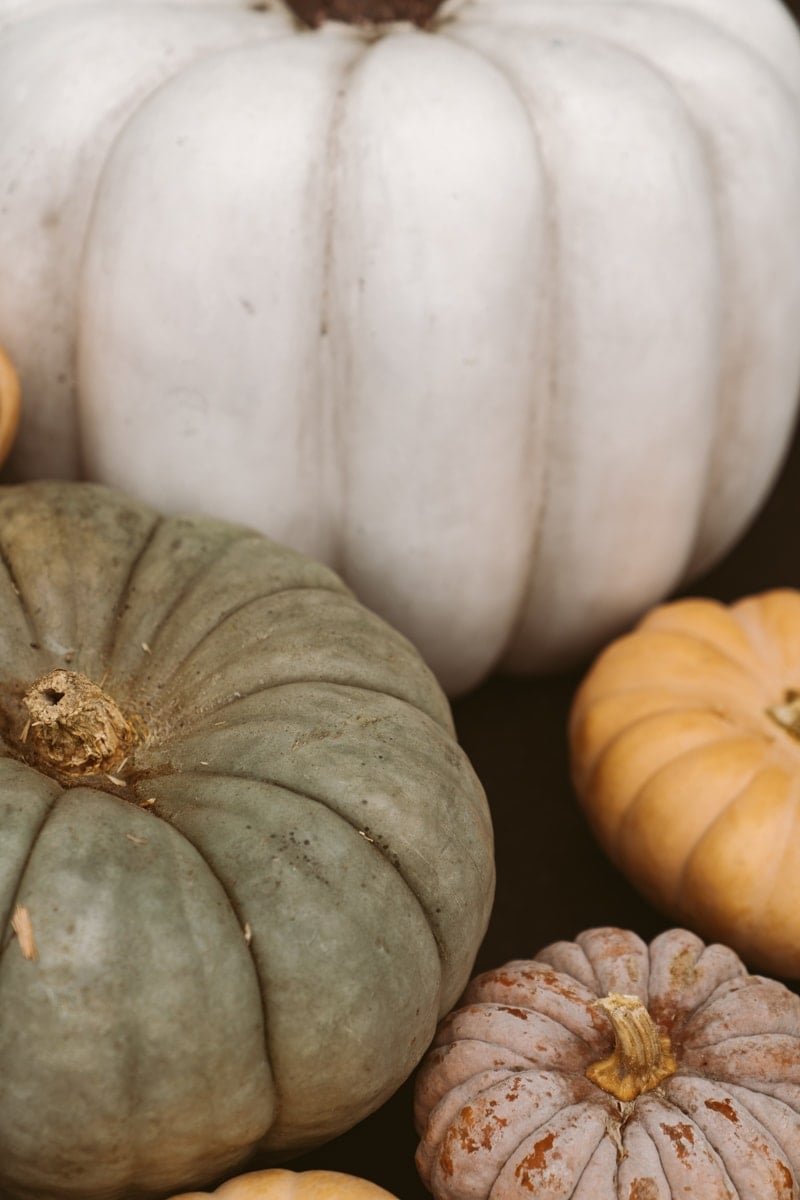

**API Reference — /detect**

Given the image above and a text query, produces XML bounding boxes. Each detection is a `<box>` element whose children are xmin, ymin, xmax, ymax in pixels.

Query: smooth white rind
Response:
<box><xmin>1</xmin><ymin>0</ymin><xmax>799</xmax><ymax>691</ymax></box>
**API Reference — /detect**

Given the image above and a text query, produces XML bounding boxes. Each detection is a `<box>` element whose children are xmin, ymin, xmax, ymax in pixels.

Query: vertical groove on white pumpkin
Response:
<box><xmin>332</xmin><ymin>30</ymin><xmax>546</xmax><ymax>693</ymax></box>
<box><xmin>316</xmin><ymin>33</ymin><xmax>374</xmax><ymax>575</ymax></box>
<box><xmin>670</xmin><ymin>29</ymin><xmax>800</xmax><ymax>577</ymax></box>
<box><xmin>0</xmin><ymin>1</ymin><xmax>293</xmax><ymax>480</ymax></box>
<box><xmin>442</xmin><ymin>23</ymin><xmax>560</xmax><ymax>677</ymax></box>
<box><xmin>465</xmin><ymin>21</ymin><xmax>719</xmax><ymax>672</ymax></box>
<box><xmin>644</xmin><ymin>0</ymin><xmax>800</xmax><ymax>103</ymax></box>
<box><xmin>79</xmin><ymin>29</ymin><xmax>364</xmax><ymax>562</ymax></box>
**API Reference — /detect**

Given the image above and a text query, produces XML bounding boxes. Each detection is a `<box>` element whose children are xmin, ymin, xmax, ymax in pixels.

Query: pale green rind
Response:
<box><xmin>122</xmin><ymin>580</ymin><xmax>454</xmax><ymax>735</ymax></box>
<box><xmin>0</xmin><ymin>481</ymin><xmax>494</xmax><ymax>1195</ymax></box>
<box><xmin>0</xmin><ymin>787</ymin><xmax>274</xmax><ymax>1199</ymax></box>
<box><xmin>104</xmin><ymin>515</ymin><xmax>350</xmax><ymax>685</ymax></box>
<box><xmin>0</xmin><ymin>480</ymin><xmax>160</xmax><ymax>682</ymax></box>
<box><xmin>140</xmin><ymin>682</ymin><xmax>494</xmax><ymax>1015</ymax></box>
<box><xmin>140</xmin><ymin>772</ymin><xmax>444</xmax><ymax>1153</ymax></box>
<box><xmin>0</xmin><ymin>758</ymin><xmax>62</xmax><ymax>936</ymax></box>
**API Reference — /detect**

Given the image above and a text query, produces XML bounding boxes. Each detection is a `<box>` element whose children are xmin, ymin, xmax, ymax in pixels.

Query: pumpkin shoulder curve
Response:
<box><xmin>414</xmin><ymin>926</ymin><xmax>800</xmax><ymax>1200</ymax></box>
<box><xmin>0</xmin><ymin>481</ymin><xmax>494</xmax><ymax>1200</ymax></box>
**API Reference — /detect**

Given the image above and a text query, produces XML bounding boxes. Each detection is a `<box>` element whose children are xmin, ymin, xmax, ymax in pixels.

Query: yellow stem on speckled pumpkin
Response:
<box><xmin>586</xmin><ymin>993</ymin><xmax>677</xmax><ymax>1102</ymax></box>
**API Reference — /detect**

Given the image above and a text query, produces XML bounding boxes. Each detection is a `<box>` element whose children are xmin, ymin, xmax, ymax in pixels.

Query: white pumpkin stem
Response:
<box><xmin>767</xmin><ymin>690</ymin><xmax>800</xmax><ymax>740</ymax></box>
<box><xmin>586</xmin><ymin>993</ymin><xmax>676</xmax><ymax>1102</ymax></box>
<box><xmin>22</xmin><ymin>669</ymin><xmax>142</xmax><ymax>780</ymax></box>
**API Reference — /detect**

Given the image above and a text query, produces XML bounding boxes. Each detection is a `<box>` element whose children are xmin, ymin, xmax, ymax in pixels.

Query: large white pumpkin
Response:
<box><xmin>2</xmin><ymin>0</ymin><xmax>800</xmax><ymax>694</ymax></box>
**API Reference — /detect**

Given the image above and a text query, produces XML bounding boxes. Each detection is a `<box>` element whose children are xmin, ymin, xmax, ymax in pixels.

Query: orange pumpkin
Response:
<box><xmin>169</xmin><ymin>1168</ymin><xmax>400</xmax><ymax>1200</ymax></box>
<box><xmin>0</xmin><ymin>345</ymin><xmax>20</xmax><ymax>466</ymax></box>
<box><xmin>569</xmin><ymin>588</ymin><xmax>800</xmax><ymax>977</ymax></box>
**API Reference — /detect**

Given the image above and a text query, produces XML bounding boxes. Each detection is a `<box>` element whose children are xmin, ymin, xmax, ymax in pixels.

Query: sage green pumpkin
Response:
<box><xmin>0</xmin><ymin>481</ymin><xmax>495</xmax><ymax>1200</ymax></box>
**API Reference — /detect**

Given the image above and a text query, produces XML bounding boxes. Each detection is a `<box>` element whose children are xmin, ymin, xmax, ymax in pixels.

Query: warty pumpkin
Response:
<box><xmin>414</xmin><ymin>925</ymin><xmax>800</xmax><ymax>1200</ymax></box>
<box><xmin>2</xmin><ymin>0</ymin><xmax>800</xmax><ymax>693</ymax></box>
<box><xmin>570</xmin><ymin>588</ymin><xmax>800</xmax><ymax>980</ymax></box>
<box><xmin>0</xmin><ymin>480</ymin><xmax>494</xmax><ymax>1200</ymax></box>
<box><xmin>169</xmin><ymin>1168</ymin><xmax>399</xmax><ymax>1200</ymax></box>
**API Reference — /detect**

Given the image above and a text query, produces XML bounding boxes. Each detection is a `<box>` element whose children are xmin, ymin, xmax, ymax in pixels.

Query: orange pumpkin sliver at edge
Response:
<box><xmin>168</xmin><ymin>1169</ymin><xmax>402</xmax><ymax>1200</ymax></box>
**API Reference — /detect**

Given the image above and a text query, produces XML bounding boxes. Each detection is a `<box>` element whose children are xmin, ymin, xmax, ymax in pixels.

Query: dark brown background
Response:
<box><xmin>288</xmin><ymin>2</ymin><xmax>800</xmax><ymax>1191</ymax></box>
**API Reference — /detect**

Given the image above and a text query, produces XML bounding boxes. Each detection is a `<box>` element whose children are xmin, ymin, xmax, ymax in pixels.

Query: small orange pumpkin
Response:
<box><xmin>0</xmin><ymin>344</ymin><xmax>20</xmax><ymax>465</ymax></box>
<box><xmin>414</xmin><ymin>926</ymin><xmax>800</xmax><ymax>1200</ymax></box>
<box><xmin>569</xmin><ymin>589</ymin><xmax>800</xmax><ymax>977</ymax></box>
<box><xmin>169</xmin><ymin>1168</ymin><xmax>400</xmax><ymax>1200</ymax></box>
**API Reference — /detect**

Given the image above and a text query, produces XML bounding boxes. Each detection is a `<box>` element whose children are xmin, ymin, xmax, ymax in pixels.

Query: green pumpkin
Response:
<box><xmin>0</xmin><ymin>482</ymin><xmax>494</xmax><ymax>1200</ymax></box>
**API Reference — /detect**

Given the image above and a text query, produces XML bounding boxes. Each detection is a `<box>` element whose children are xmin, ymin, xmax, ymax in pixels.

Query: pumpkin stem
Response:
<box><xmin>282</xmin><ymin>0</ymin><xmax>444</xmax><ymax>29</ymax></box>
<box><xmin>22</xmin><ymin>669</ymin><xmax>142</xmax><ymax>781</ymax></box>
<box><xmin>767</xmin><ymin>690</ymin><xmax>800</xmax><ymax>741</ymax></box>
<box><xmin>586</xmin><ymin>993</ymin><xmax>676</xmax><ymax>1102</ymax></box>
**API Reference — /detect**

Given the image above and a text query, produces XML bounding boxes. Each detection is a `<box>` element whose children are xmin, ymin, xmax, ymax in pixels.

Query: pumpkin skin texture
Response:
<box><xmin>569</xmin><ymin>589</ymin><xmax>800</xmax><ymax>980</ymax></box>
<box><xmin>0</xmin><ymin>344</ymin><xmax>20</xmax><ymax>466</ymax></box>
<box><xmin>2</xmin><ymin>3</ymin><xmax>800</xmax><ymax>693</ymax></box>
<box><xmin>414</xmin><ymin>926</ymin><xmax>800</xmax><ymax>1200</ymax></box>
<box><xmin>0</xmin><ymin>481</ymin><xmax>494</xmax><ymax>1200</ymax></box>
<box><xmin>169</xmin><ymin>1168</ymin><xmax>400</xmax><ymax>1199</ymax></box>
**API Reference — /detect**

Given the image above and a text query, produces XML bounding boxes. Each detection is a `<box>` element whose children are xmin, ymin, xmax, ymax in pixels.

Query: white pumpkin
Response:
<box><xmin>2</xmin><ymin>0</ymin><xmax>800</xmax><ymax>694</ymax></box>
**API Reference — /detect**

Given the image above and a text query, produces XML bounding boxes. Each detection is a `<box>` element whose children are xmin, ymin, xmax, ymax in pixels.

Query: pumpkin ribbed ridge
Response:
<box><xmin>2</xmin><ymin>0</ymin><xmax>799</xmax><ymax>692</ymax></box>
<box><xmin>571</xmin><ymin>590</ymin><xmax>800</xmax><ymax>977</ymax></box>
<box><xmin>414</xmin><ymin>927</ymin><xmax>800</xmax><ymax>1200</ymax></box>
<box><xmin>0</xmin><ymin>481</ymin><xmax>494</xmax><ymax>1200</ymax></box>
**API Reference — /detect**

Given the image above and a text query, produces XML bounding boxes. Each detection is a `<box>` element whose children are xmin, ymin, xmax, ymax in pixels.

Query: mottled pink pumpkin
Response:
<box><xmin>414</xmin><ymin>927</ymin><xmax>800</xmax><ymax>1199</ymax></box>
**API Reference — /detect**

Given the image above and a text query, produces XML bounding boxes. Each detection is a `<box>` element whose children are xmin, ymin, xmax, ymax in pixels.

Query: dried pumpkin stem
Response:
<box><xmin>283</xmin><ymin>0</ymin><xmax>443</xmax><ymax>29</ymax></box>
<box><xmin>22</xmin><ymin>669</ymin><xmax>140</xmax><ymax>779</ymax></box>
<box><xmin>586</xmin><ymin>993</ymin><xmax>676</xmax><ymax>1102</ymax></box>
<box><xmin>767</xmin><ymin>689</ymin><xmax>800</xmax><ymax>741</ymax></box>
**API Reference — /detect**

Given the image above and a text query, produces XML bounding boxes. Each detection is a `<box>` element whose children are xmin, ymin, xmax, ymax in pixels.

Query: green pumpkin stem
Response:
<box><xmin>22</xmin><ymin>669</ymin><xmax>141</xmax><ymax>780</ymax></box>
<box><xmin>586</xmin><ymin>993</ymin><xmax>677</xmax><ymax>1102</ymax></box>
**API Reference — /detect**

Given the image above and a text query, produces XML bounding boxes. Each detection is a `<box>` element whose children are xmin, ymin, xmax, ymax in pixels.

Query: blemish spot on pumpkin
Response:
<box><xmin>660</xmin><ymin>1122</ymin><xmax>695</xmax><ymax>1160</ymax></box>
<box><xmin>492</xmin><ymin>972</ymin><xmax>519</xmax><ymax>988</ymax></box>
<box><xmin>534</xmin><ymin>968</ymin><xmax>590</xmax><ymax>1005</ymax></box>
<box><xmin>704</xmin><ymin>1098</ymin><xmax>739</xmax><ymax>1123</ymax></box>
<box><xmin>444</xmin><ymin>1099</ymin><xmax>509</xmax><ymax>1161</ymax></box>
<box><xmin>498</xmin><ymin>1006</ymin><xmax>530</xmax><ymax>1021</ymax></box>
<box><xmin>628</xmin><ymin>1179</ymin><xmax>659</xmax><ymax>1200</ymax></box>
<box><xmin>438</xmin><ymin>1144</ymin><xmax>454</xmax><ymax>1179</ymax></box>
<box><xmin>776</xmin><ymin>1160</ymin><xmax>794</xmax><ymax>1192</ymax></box>
<box><xmin>668</xmin><ymin>946</ymin><xmax>698</xmax><ymax>991</ymax></box>
<box><xmin>10</xmin><ymin>904</ymin><xmax>37</xmax><ymax>961</ymax></box>
<box><xmin>514</xmin><ymin>1131</ymin><xmax>557</xmax><ymax>1190</ymax></box>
